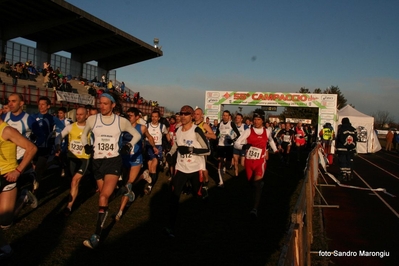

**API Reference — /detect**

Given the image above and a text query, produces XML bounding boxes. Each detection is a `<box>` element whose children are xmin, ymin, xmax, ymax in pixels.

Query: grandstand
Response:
<box><xmin>0</xmin><ymin>65</ymin><xmax>164</xmax><ymax>116</ymax></box>
<box><xmin>1</xmin><ymin>0</ymin><xmax>164</xmax><ymax>116</ymax></box>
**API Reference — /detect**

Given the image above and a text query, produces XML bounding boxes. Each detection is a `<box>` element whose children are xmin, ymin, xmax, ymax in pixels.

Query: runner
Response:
<box><xmin>215</xmin><ymin>110</ymin><xmax>240</xmax><ymax>188</ymax></box>
<box><xmin>30</xmin><ymin>96</ymin><xmax>56</xmax><ymax>193</ymax></box>
<box><xmin>164</xmin><ymin>105</ymin><xmax>210</xmax><ymax>237</ymax></box>
<box><xmin>232</xmin><ymin>113</ymin><xmax>248</xmax><ymax>177</ymax></box>
<box><xmin>53</xmin><ymin>107</ymin><xmax>73</xmax><ymax>177</ymax></box>
<box><xmin>144</xmin><ymin>110</ymin><xmax>170</xmax><ymax>194</ymax></box>
<box><xmin>166</xmin><ymin>115</ymin><xmax>178</xmax><ymax>177</ymax></box>
<box><xmin>234</xmin><ymin>109</ymin><xmax>278</xmax><ymax>219</ymax></box>
<box><xmin>3</xmin><ymin>93</ymin><xmax>38</xmax><ymax>211</ymax></box>
<box><xmin>276</xmin><ymin>122</ymin><xmax>295</xmax><ymax>165</ymax></box>
<box><xmin>115</xmin><ymin>107</ymin><xmax>157</xmax><ymax>221</ymax></box>
<box><xmin>293</xmin><ymin>121</ymin><xmax>307</xmax><ymax>161</ymax></box>
<box><xmin>193</xmin><ymin>108</ymin><xmax>216</xmax><ymax>198</ymax></box>
<box><xmin>54</xmin><ymin>107</ymin><xmax>91</xmax><ymax>216</ymax></box>
<box><xmin>80</xmin><ymin>93</ymin><xmax>141</xmax><ymax>249</ymax></box>
<box><xmin>0</xmin><ymin>115</ymin><xmax>37</xmax><ymax>259</ymax></box>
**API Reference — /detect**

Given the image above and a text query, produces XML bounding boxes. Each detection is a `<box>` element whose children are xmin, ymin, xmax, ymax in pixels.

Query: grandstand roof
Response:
<box><xmin>0</xmin><ymin>0</ymin><xmax>162</xmax><ymax>70</ymax></box>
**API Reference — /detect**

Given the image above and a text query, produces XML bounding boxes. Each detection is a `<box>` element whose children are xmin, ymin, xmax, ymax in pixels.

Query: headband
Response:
<box><xmin>101</xmin><ymin>93</ymin><xmax>116</xmax><ymax>103</ymax></box>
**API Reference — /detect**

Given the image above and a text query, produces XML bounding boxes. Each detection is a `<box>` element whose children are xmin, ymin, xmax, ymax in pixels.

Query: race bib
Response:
<box><xmin>246</xmin><ymin>146</ymin><xmax>262</xmax><ymax>160</ymax></box>
<box><xmin>283</xmin><ymin>135</ymin><xmax>291</xmax><ymax>142</ymax></box>
<box><xmin>97</xmin><ymin>137</ymin><xmax>116</xmax><ymax>152</ymax></box>
<box><xmin>70</xmin><ymin>140</ymin><xmax>84</xmax><ymax>155</ymax></box>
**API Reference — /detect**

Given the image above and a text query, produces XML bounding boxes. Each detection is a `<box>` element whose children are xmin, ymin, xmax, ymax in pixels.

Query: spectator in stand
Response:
<box><xmin>11</xmin><ymin>65</ymin><xmax>18</xmax><ymax>86</ymax></box>
<box><xmin>133</xmin><ymin>92</ymin><xmax>139</xmax><ymax>104</ymax></box>
<box><xmin>107</xmin><ymin>80</ymin><xmax>113</xmax><ymax>92</ymax></box>
<box><xmin>137</xmin><ymin>97</ymin><xmax>143</xmax><ymax>105</ymax></box>
<box><xmin>88</xmin><ymin>85</ymin><xmax>97</xmax><ymax>97</ymax></box>
<box><xmin>55</xmin><ymin>67</ymin><xmax>62</xmax><ymax>78</ymax></box>
<box><xmin>2</xmin><ymin>61</ymin><xmax>12</xmax><ymax>77</ymax></box>
<box><xmin>26</xmin><ymin>61</ymin><xmax>38</xmax><ymax>81</ymax></box>
<box><xmin>122</xmin><ymin>91</ymin><xmax>128</xmax><ymax>101</ymax></box>
<box><xmin>385</xmin><ymin>129</ymin><xmax>394</xmax><ymax>152</ymax></box>
<box><xmin>97</xmin><ymin>88</ymin><xmax>104</xmax><ymax>99</ymax></box>
<box><xmin>15</xmin><ymin>63</ymin><xmax>23</xmax><ymax>79</ymax></box>
<box><xmin>120</xmin><ymin>82</ymin><xmax>125</xmax><ymax>93</ymax></box>
<box><xmin>43</xmin><ymin>65</ymin><xmax>51</xmax><ymax>87</ymax></box>
<box><xmin>101</xmin><ymin>74</ymin><xmax>106</xmax><ymax>87</ymax></box>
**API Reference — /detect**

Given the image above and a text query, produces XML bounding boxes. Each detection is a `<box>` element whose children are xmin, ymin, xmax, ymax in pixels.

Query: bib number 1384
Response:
<box><xmin>98</xmin><ymin>143</ymin><xmax>114</xmax><ymax>151</ymax></box>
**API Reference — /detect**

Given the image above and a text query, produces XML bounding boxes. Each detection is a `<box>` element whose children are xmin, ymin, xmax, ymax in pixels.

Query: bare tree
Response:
<box><xmin>372</xmin><ymin>110</ymin><xmax>395</xmax><ymax>128</ymax></box>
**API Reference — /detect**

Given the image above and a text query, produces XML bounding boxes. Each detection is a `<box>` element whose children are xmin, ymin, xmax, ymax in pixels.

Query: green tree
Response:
<box><xmin>323</xmin><ymin>86</ymin><xmax>347</xmax><ymax>109</ymax></box>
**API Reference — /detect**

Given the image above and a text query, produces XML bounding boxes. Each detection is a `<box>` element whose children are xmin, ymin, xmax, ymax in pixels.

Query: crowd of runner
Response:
<box><xmin>0</xmin><ymin>92</ymin><xmax>320</xmax><ymax>258</ymax></box>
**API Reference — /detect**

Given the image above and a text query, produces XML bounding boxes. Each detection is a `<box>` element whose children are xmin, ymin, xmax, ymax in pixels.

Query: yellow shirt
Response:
<box><xmin>68</xmin><ymin>123</ymin><xmax>91</xmax><ymax>159</ymax></box>
<box><xmin>195</xmin><ymin>121</ymin><xmax>206</xmax><ymax>133</ymax></box>
<box><xmin>0</xmin><ymin>122</ymin><xmax>18</xmax><ymax>175</ymax></box>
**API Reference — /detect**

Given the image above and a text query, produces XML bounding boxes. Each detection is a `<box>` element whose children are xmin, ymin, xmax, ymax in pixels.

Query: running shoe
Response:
<box><xmin>63</xmin><ymin>207</ymin><xmax>72</xmax><ymax>217</ymax></box>
<box><xmin>124</xmin><ymin>183</ymin><xmax>135</xmax><ymax>202</ymax></box>
<box><xmin>163</xmin><ymin>227</ymin><xmax>175</xmax><ymax>238</ymax></box>
<box><xmin>115</xmin><ymin>210</ymin><xmax>123</xmax><ymax>221</ymax></box>
<box><xmin>32</xmin><ymin>173</ymin><xmax>39</xmax><ymax>192</ymax></box>
<box><xmin>217</xmin><ymin>183</ymin><xmax>224</xmax><ymax>189</ymax></box>
<box><xmin>0</xmin><ymin>245</ymin><xmax>13</xmax><ymax>260</ymax></box>
<box><xmin>21</xmin><ymin>189</ymin><xmax>38</xmax><ymax>209</ymax></box>
<box><xmin>83</xmin><ymin>234</ymin><xmax>100</xmax><ymax>249</ymax></box>
<box><xmin>125</xmin><ymin>190</ymin><xmax>135</xmax><ymax>202</ymax></box>
<box><xmin>142</xmin><ymin>170</ymin><xmax>151</xmax><ymax>183</ymax></box>
<box><xmin>250</xmin><ymin>208</ymin><xmax>258</xmax><ymax>219</ymax></box>
<box><xmin>201</xmin><ymin>186</ymin><xmax>209</xmax><ymax>200</ymax></box>
<box><xmin>144</xmin><ymin>184</ymin><xmax>152</xmax><ymax>195</ymax></box>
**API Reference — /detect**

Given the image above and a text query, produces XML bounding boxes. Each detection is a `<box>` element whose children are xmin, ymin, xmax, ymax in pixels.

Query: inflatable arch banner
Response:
<box><xmin>204</xmin><ymin>91</ymin><xmax>337</xmax><ymax>131</ymax></box>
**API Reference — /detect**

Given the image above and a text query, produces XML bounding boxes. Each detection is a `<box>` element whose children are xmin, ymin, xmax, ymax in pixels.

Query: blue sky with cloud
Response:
<box><xmin>61</xmin><ymin>1</ymin><xmax>399</xmax><ymax>121</ymax></box>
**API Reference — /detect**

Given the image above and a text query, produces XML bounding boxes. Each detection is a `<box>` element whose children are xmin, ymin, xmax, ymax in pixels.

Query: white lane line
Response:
<box><xmin>358</xmin><ymin>155</ymin><xmax>399</xmax><ymax>180</ymax></box>
<box><xmin>372</xmin><ymin>153</ymin><xmax>399</xmax><ymax>166</ymax></box>
<box><xmin>354</xmin><ymin>170</ymin><xmax>399</xmax><ymax>219</ymax></box>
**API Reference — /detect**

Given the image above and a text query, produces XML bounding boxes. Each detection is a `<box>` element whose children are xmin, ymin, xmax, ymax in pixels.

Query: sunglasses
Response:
<box><xmin>179</xmin><ymin>112</ymin><xmax>192</xmax><ymax>116</ymax></box>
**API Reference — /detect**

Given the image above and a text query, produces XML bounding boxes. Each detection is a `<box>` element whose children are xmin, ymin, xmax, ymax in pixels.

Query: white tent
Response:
<box><xmin>337</xmin><ymin>105</ymin><xmax>381</xmax><ymax>153</ymax></box>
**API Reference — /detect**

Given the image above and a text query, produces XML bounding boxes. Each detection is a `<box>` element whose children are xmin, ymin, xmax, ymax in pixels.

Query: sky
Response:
<box><xmin>31</xmin><ymin>1</ymin><xmax>399</xmax><ymax>121</ymax></box>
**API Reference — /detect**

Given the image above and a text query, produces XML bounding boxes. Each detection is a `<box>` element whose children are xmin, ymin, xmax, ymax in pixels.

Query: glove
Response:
<box><xmin>84</xmin><ymin>145</ymin><xmax>94</xmax><ymax>155</ymax></box>
<box><xmin>178</xmin><ymin>146</ymin><xmax>194</xmax><ymax>155</ymax></box>
<box><xmin>120</xmin><ymin>143</ymin><xmax>133</xmax><ymax>155</ymax></box>
<box><xmin>242</xmin><ymin>144</ymin><xmax>252</xmax><ymax>150</ymax></box>
<box><xmin>55</xmin><ymin>144</ymin><xmax>61</xmax><ymax>153</ymax></box>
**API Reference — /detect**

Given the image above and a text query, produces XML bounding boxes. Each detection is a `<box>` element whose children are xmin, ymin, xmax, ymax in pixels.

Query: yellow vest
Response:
<box><xmin>196</xmin><ymin>121</ymin><xmax>206</xmax><ymax>133</ymax></box>
<box><xmin>68</xmin><ymin>123</ymin><xmax>91</xmax><ymax>159</ymax></box>
<box><xmin>322</xmin><ymin>128</ymin><xmax>333</xmax><ymax>140</ymax></box>
<box><xmin>0</xmin><ymin>122</ymin><xmax>18</xmax><ymax>175</ymax></box>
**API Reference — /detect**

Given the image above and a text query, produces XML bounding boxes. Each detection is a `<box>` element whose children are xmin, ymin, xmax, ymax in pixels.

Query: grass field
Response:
<box><xmin>3</xmin><ymin>153</ymin><xmax>308</xmax><ymax>266</ymax></box>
